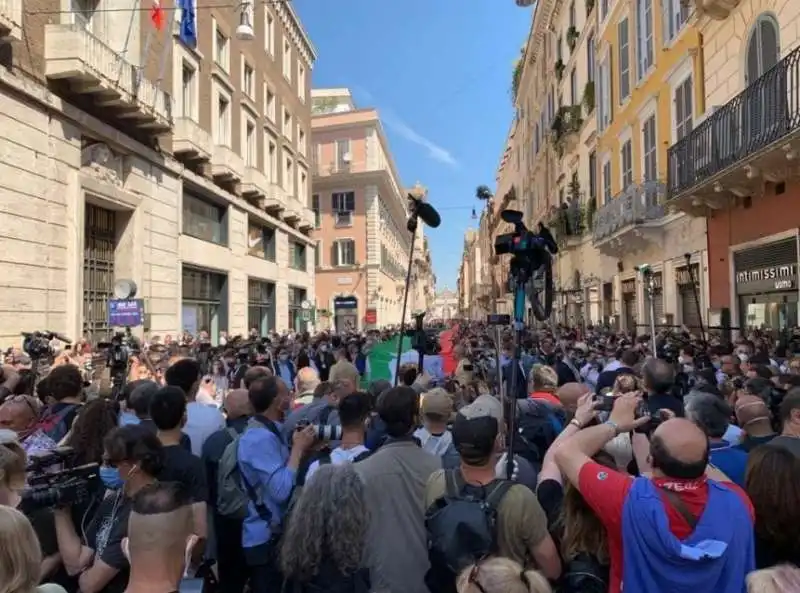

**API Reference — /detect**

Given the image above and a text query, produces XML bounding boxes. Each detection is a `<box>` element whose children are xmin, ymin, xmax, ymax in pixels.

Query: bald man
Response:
<box><xmin>734</xmin><ymin>394</ymin><xmax>777</xmax><ymax>451</ymax></box>
<box><xmin>294</xmin><ymin>366</ymin><xmax>320</xmax><ymax>407</ymax></box>
<box><xmin>124</xmin><ymin>482</ymin><xmax>196</xmax><ymax>593</ymax></box>
<box><xmin>556</xmin><ymin>382</ymin><xmax>591</xmax><ymax>414</ymax></box>
<box><xmin>554</xmin><ymin>396</ymin><xmax>755</xmax><ymax>593</ymax></box>
<box><xmin>0</xmin><ymin>395</ymin><xmax>55</xmax><ymax>456</ymax></box>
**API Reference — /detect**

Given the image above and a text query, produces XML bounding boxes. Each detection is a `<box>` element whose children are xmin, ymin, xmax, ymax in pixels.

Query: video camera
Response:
<box><xmin>19</xmin><ymin>447</ymin><xmax>101</xmax><ymax>515</ymax></box>
<box><xmin>21</xmin><ymin>331</ymin><xmax>70</xmax><ymax>360</ymax></box>
<box><xmin>97</xmin><ymin>330</ymin><xmax>140</xmax><ymax>371</ymax></box>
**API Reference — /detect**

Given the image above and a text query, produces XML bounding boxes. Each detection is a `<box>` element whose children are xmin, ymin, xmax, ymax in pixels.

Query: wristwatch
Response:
<box><xmin>569</xmin><ymin>418</ymin><xmax>582</xmax><ymax>429</ymax></box>
<box><xmin>604</xmin><ymin>419</ymin><xmax>620</xmax><ymax>435</ymax></box>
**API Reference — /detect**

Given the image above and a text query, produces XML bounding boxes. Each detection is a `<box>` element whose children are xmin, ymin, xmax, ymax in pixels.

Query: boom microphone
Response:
<box><xmin>47</xmin><ymin>331</ymin><xmax>73</xmax><ymax>344</ymax></box>
<box><xmin>407</xmin><ymin>193</ymin><xmax>441</xmax><ymax>228</ymax></box>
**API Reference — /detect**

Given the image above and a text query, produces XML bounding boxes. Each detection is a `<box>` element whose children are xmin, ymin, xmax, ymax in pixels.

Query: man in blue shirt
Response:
<box><xmin>238</xmin><ymin>376</ymin><xmax>316</xmax><ymax>593</ymax></box>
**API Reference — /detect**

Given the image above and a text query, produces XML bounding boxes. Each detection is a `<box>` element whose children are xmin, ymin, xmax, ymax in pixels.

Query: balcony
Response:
<box><xmin>210</xmin><ymin>145</ymin><xmax>244</xmax><ymax>184</ymax></box>
<box><xmin>241</xmin><ymin>167</ymin><xmax>269</xmax><ymax>201</ymax></box>
<box><xmin>548</xmin><ymin>201</ymin><xmax>596</xmax><ymax>249</ymax></box>
<box><xmin>593</xmin><ymin>181</ymin><xmax>668</xmax><ymax>257</ymax></box>
<box><xmin>173</xmin><ymin>117</ymin><xmax>211</xmax><ymax>162</ymax></box>
<box><xmin>685</xmin><ymin>0</ymin><xmax>742</xmax><ymax>20</ymax></box>
<box><xmin>0</xmin><ymin>0</ymin><xmax>21</xmax><ymax>40</ymax></box>
<box><xmin>551</xmin><ymin>106</ymin><xmax>583</xmax><ymax>154</ymax></box>
<box><xmin>44</xmin><ymin>24</ymin><xmax>172</xmax><ymax>132</ymax></box>
<box><xmin>282</xmin><ymin>195</ymin><xmax>302</xmax><ymax>225</ymax></box>
<box><xmin>265</xmin><ymin>184</ymin><xmax>287</xmax><ymax>216</ymax></box>
<box><xmin>667</xmin><ymin>46</ymin><xmax>800</xmax><ymax>215</ymax></box>
<box><xmin>299</xmin><ymin>208</ymin><xmax>315</xmax><ymax>231</ymax></box>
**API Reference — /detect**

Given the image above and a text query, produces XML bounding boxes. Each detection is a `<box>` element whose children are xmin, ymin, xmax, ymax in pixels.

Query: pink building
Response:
<box><xmin>311</xmin><ymin>89</ymin><xmax>433</xmax><ymax>330</ymax></box>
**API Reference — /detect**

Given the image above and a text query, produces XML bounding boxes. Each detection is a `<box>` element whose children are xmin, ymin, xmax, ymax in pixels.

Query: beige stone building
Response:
<box><xmin>310</xmin><ymin>88</ymin><xmax>432</xmax><ymax>330</ymax></box>
<box><xmin>0</xmin><ymin>1</ymin><xmax>316</xmax><ymax>346</ymax></box>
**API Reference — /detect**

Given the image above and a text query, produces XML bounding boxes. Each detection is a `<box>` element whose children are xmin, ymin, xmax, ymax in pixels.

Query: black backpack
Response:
<box><xmin>425</xmin><ymin>470</ymin><xmax>513</xmax><ymax>593</ymax></box>
<box><xmin>513</xmin><ymin>399</ymin><xmax>565</xmax><ymax>471</ymax></box>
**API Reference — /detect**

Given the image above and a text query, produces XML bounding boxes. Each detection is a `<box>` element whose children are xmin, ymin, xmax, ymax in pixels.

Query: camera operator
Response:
<box><xmin>53</xmin><ymin>425</ymin><xmax>163</xmax><ymax>593</ymax></box>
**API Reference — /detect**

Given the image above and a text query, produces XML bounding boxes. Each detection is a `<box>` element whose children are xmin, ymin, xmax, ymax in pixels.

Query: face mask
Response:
<box><xmin>100</xmin><ymin>466</ymin><xmax>124</xmax><ymax>490</ymax></box>
<box><xmin>713</xmin><ymin>361</ymin><xmax>721</xmax><ymax>370</ymax></box>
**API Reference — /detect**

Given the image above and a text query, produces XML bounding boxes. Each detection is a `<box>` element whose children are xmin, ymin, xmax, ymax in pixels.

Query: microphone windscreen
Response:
<box><xmin>418</xmin><ymin>202</ymin><xmax>441</xmax><ymax>228</ymax></box>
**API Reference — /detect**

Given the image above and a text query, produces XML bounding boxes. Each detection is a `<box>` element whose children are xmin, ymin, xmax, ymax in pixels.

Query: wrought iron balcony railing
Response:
<box><xmin>667</xmin><ymin>45</ymin><xmax>800</xmax><ymax>199</ymax></box>
<box><xmin>593</xmin><ymin>181</ymin><xmax>667</xmax><ymax>242</ymax></box>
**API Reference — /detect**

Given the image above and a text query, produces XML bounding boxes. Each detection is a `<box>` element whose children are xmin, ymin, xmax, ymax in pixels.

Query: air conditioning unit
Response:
<box><xmin>342</xmin><ymin>153</ymin><xmax>352</xmax><ymax>163</ymax></box>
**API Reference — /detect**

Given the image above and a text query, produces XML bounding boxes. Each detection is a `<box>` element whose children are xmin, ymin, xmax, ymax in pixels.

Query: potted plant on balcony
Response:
<box><xmin>583</xmin><ymin>80</ymin><xmax>595</xmax><ymax>115</ymax></box>
<box><xmin>555</xmin><ymin>59</ymin><xmax>565</xmax><ymax>80</ymax></box>
<box><xmin>585</xmin><ymin>0</ymin><xmax>596</xmax><ymax>15</ymax></box>
<box><xmin>511</xmin><ymin>54</ymin><xmax>523</xmax><ymax>103</ymax></box>
<box><xmin>566</xmin><ymin>26</ymin><xmax>580</xmax><ymax>52</ymax></box>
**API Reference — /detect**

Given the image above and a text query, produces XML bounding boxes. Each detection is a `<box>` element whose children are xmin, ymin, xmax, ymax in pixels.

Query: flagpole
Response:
<box><xmin>116</xmin><ymin>0</ymin><xmax>140</xmax><ymax>85</ymax></box>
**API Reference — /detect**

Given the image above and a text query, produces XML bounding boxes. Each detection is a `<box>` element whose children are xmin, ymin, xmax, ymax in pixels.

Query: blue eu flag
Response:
<box><xmin>179</xmin><ymin>0</ymin><xmax>197</xmax><ymax>48</ymax></box>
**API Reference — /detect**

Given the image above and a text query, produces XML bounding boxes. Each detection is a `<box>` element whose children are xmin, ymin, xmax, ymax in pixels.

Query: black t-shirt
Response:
<box><xmin>159</xmin><ymin>445</ymin><xmax>209</xmax><ymax>503</ymax></box>
<box><xmin>139</xmin><ymin>419</ymin><xmax>192</xmax><ymax>451</ymax></box>
<box><xmin>84</xmin><ymin>491</ymin><xmax>132</xmax><ymax>593</ymax></box>
<box><xmin>536</xmin><ymin>479</ymin><xmax>565</xmax><ymax>537</ymax></box>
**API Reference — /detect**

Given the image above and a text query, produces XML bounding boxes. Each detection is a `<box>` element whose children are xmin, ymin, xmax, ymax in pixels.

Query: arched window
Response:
<box><xmin>746</xmin><ymin>14</ymin><xmax>780</xmax><ymax>84</ymax></box>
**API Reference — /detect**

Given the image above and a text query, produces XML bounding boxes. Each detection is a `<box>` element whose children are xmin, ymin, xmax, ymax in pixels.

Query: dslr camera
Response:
<box><xmin>19</xmin><ymin>447</ymin><xmax>101</xmax><ymax>515</ymax></box>
<box><xmin>297</xmin><ymin>420</ymin><xmax>342</xmax><ymax>441</ymax></box>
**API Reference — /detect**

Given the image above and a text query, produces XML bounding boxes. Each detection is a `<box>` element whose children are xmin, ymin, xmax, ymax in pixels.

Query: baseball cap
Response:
<box><xmin>458</xmin><ymin>394</ymin><xmax>502</xmax><ymax>421</ymax></box>
<box><xmin>420</xmin><ymin>388</ymin><xmax>453</xmax><ymax>419</ymax></box>
<box><xmin>452</xmin><ymin>395</ymin><xmax>502</xmax><ymax>461</ymax></box>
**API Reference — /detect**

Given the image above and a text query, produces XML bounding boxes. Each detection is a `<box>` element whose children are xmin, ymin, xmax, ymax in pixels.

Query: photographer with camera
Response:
<box><xmin>53</xmin><ymin>424</ymin><xmax>163</xmax><ymax>593</ymax></box>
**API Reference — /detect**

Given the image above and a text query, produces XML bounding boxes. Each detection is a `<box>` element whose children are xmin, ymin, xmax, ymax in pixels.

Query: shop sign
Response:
<box><xmin>365</xmin><ymin>309</ymin><xmax>377</xmax><ymax>324</ymax></box>
<box><xmin>336</xmin><ymin>277</ymin><xmax>353</xmax><ymax>285</ymax></box>
<box><xmin>736</xmin><ymin>264</ymin><xmax>797</xmax><ymax>294</ymax></box>
<box><xmin>333</xmin><ymin>296</ymin><xmax>358</xmax><ymax>309</ymax></box>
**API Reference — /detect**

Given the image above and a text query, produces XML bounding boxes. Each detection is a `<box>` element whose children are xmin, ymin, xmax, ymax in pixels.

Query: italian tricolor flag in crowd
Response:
<box><xmin>367</xmin><ymin>335</ymin><xmax>445</xmax><ymax>385</ymax></box>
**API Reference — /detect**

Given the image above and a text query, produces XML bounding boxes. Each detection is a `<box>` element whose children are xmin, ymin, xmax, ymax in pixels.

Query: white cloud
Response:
<box><xmin>380</xmin><ymin>109</ymin><xmax>459</xmax><ymax>168</ymax></box>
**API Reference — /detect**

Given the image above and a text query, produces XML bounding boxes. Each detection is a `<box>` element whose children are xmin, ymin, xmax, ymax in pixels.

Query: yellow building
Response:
<box><xmin>592</xmin><ymin>0</ymin><xmax>710</xmax><ymax>332</ymax></box>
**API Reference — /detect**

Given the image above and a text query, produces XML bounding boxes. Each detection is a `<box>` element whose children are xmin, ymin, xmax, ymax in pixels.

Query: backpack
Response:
<box><xmin>513</xmin><ymin>399</ymin><xmax>565</xmax><ymax>471</ymax></box>
<box><xmin>36</xmin><ymin>404</ymin><xmax>79</xmax><ymax>443</ymax></box>
<box><xmin>216</xmin><ymin>419</ymin><xmax>282</xmax><ymax>521</ymax></box>
<box><xmin>424</xmin><ymin>470</ymin><xmax>513</xmax><ymax>593</ymax></box>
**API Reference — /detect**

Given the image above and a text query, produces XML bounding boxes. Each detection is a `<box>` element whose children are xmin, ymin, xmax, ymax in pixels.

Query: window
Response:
<box><xmin>534</xmin><ymin>122</ymin><xmax>540</xmax><ymax>153</ymax></box>
<box><xmin>589</xmin><ymin>150</ymin><xmax>597</xmax><ymax>200</ymax></box>
<box><xmin>570</xmin><ymin>68</ymin><xmax>578</xmax><ymax>105</ymax></box>
<box><xmin>311</xmin><ymin>194</ymin><xmax>321</xmax><ymax>228</ymax></box>
<box><xmin>298</xmin><ymin>168</ymin><xmax>308</xmax><ymax>201</ymax></box>
<box><xmin>642</xmin><ymin>115</ymin><xmax>657</xmax><ymax>181</ymax></box>
<box><xmin>298</xmin><ymin>128</ymin><xmax>306</xmax><ymax>156</ymax></box>
<box><xmin>214</xmin><ymin>25</ymin><xmax>229</xmax><ymax>72</ymax></box>
<box><xmin>288</xmin><ymin>286</ymin><xmax>307</xmax><ymax>331</ymax></box>
<box><xmin>674</xmin><ymin>76</ymin><xmax>693</xmax><ymax>140</ymax></box>
<box><xmin>598</xmin><ymin>54</ymin><xmax>612</xmax><ymax>130</ymax></box>
<box><xmin>332</xmin><ymin>239</ymin><xmax>356</xmax><ymax>267</ymax></box>
<box><xmin>245</xmin><ymin>118</ymin><xmax>257</xmax><ymax>166</ymax></box>
<box><xmin>284</xmin><ymin>154</ymin><xmax>294</xmax><ymax>194</ymax></box>
<box><xmin>587</xmin><ymin>34</ymin><xmax>595</xmax><ymax>82</ymax></box>
<box><xmin>283</xmin><ymin>108</ymin><xmax>292</xmax><ymax>140</ymax></box>
<box><xmin>180</xmin><ymin>62</ymin><xmax>195</xmax><ymax>118</ymax></box>
<box><xmin>265</xmin><ymin>11</ymin><xmax>275</xmax><ymax>56</ymax></box>
<box><xmin>336</xmin><ymin>138</ymin><xmax>351</xmax><ymax>171</ymax></box>
<box><xmin>746</xmin><ymin>15</ymin><xmax>780</xmax><ymax>83</ymax></box>
<box><xmin>216</xmin><ymin>90</ymin><xmax>230</xmax><ymax>145</ymax></box>
<box><xmin>600</xmin><ymin>0</ymin><xmax>609</xmax><ymax>19</ymax></box>
<box><xmin>183</xmin><ymin>192</ymin><xmax>227</xmax><ymax>245</ymax></box>
<box><xmin>637</xmin><ymin>0</ymin><xmax>654</xmax><ymax>79</ymax></box>
<box><xmin>618</xmin><ymin>18</ymin><xmax>630</xmax><ymax>101</ymax></box>
<box><xmin>602</xmin><ymin>159</ymin><xmax>612</xmax><ymax>204</ymax></box>
<box><xmin>289</xmin><ymin>241</ymin><xmax>306</xmax><ymax>271</ymax></box>
<box><xmin>332</xmin><ymin>191</ymin><xmax>355</xmax><ymax>227</ymax></box>
<box><xmin>314</xmin><ymin>241</ymin><xmax>321</xmax><ymax>267</ymax></box>
<box><xmin>247</xmin><ymin>223</ymin><xmax>276</xmax><ymax>261</ymax></box>
<box><xmin>282</xmin><ymin>37</ymin><xmax>292</xmax><ymax>80</ymax></box>
<box><xmin>242</xmin><ymin>60</ymin><xmax>254</xmax><ymax>98</ymax></box>
<box><xmin>662</xmin><ymin>0</ymin><xmax>689</xmax><ymax>45</ymax></box>
<box><xmin>72</xmin><ymin>0</ymin><xmax>95</xmax><ymax>29</ymax></box>
<box><xmin>182</xmin><ymin>266</ymin><xmax>227</xmax><ymax>342</ymax></box>
<box><xmin>265</xmin><ymin>134</ymin><xmax>277</xmax><ymax>183</ymax></box>
<box><xmin>569</xmin><ymin>0</ymin><xmax>576</xmax><ymax>28</ymax></box>
<box><xmin>298</xmin><ymin>63</ymin><xmax>306</xmax><ymax>101</ymax></box>
<box><xmin>621</xmin><ymin>139</ymin><xmax>633</xmax><ymax>189</ymax></box>
<box><xmin>248</xmin><ymin>279</ymin><xmax>275</xmax><ymax>336</ymax></box>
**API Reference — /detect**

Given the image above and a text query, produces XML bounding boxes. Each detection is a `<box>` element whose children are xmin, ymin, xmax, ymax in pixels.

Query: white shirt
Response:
<box><xmin>305</xmin><ymin>444</ymin><xmax>370</xmax><ymax>482</ymax></box>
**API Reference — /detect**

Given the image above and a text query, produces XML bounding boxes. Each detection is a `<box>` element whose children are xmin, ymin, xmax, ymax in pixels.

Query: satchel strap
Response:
<box><xmin>659</xmin><ymin>486</ymin><xmax>699</xmax><ymax>529</ymax></box>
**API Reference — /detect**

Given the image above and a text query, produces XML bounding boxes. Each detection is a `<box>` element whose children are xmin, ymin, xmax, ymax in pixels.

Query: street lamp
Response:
<box><xmin>515</xmin><ymin>0</ymin><xmax>535</xmax><ymax>5</ymax></box>
<box><xmin>236</xmin><ymin>2</ymin><xmax>255</xmax><ymax>41</ymax></box>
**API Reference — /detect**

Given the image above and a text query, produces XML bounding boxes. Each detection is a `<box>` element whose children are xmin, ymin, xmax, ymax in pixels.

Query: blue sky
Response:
<box><xmin>293</xmin><ymin>0</ymin><xmax>533</xmax><ymax>290</ymax></box>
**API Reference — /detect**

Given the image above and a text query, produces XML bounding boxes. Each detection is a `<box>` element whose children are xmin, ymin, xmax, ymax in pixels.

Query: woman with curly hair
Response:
<box><xmin>63</xmin><ymin>398</ymin><xmax>119</xmax><ymax>467</ymax></box>
<box><xmin>280</xmin><ymin>464</ymin><xmax>370</xmax><ymax>592</ymax></box>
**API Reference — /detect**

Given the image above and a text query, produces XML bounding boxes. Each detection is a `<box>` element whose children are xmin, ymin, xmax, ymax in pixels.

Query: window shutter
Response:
<box><xmin>662</xmin><ymin>0</ymin><xmax>670</xmax><ymax>46</ymax></box>
<box><xmin>331</xmin><ymin>242</ymin><xmax>338</xmax><ymax>267</ymax></box>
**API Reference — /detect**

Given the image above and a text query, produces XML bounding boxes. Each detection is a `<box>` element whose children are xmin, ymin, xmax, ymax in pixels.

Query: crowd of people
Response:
<box><xmin>0</xmin><ymin>322</ymin><xmax>798</xmax><ymax>593</ymax></box>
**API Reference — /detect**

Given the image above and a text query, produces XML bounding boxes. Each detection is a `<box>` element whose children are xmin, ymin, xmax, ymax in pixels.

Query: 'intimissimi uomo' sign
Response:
<box><xmin>736</xmin><ymin>265</ymin><xmax>796</xmax><ymax>284</ymax></box>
